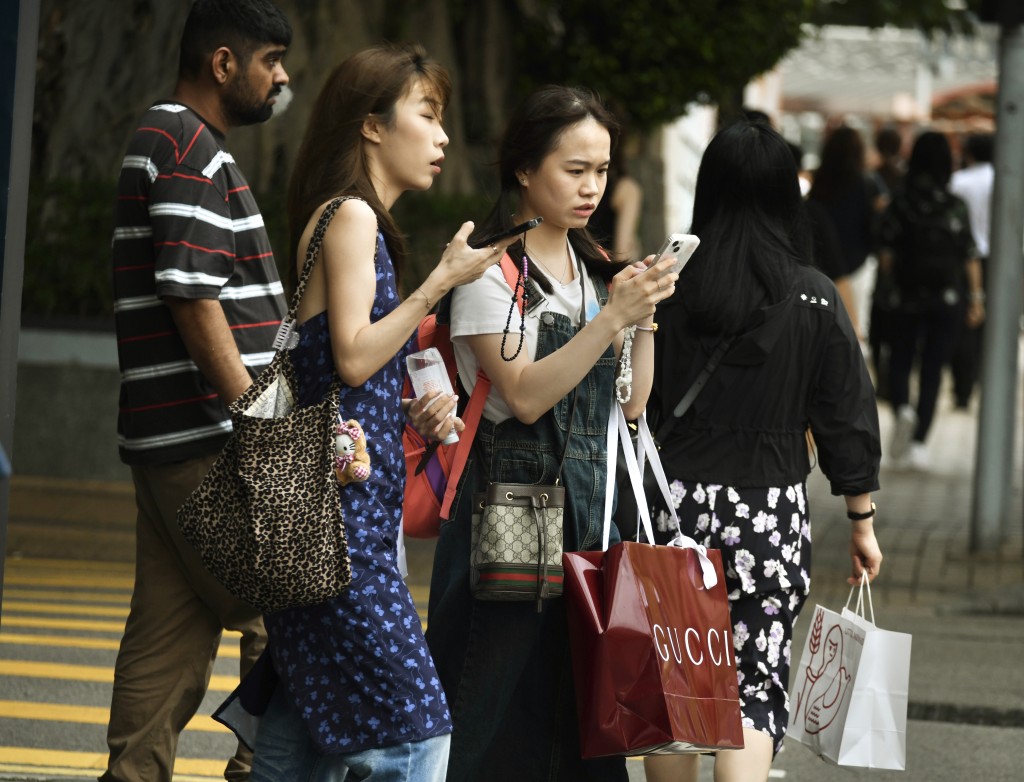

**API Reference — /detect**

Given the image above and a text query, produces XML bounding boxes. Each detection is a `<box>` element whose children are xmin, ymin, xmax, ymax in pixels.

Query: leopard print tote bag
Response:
<box><xmin>178</xmin><ymin>197</ymin><xmax>354</xmax><ymax>614</ymax></box>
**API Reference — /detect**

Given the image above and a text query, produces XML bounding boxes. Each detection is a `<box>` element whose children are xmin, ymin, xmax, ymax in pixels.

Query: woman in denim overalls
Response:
<box><xmin>425</xmin><ymin>86</ymin><xmax>680</xmax><ymax>782</ymax></box>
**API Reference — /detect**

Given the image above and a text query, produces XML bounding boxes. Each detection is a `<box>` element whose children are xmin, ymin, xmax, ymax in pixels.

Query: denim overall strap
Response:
<box><xmin>476</xmin><ymin>274</ymin><xmax>616</xmax><ymax>553</ymax></box>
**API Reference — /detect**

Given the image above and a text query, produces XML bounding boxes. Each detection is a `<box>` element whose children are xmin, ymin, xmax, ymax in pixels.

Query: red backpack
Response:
<box><xmin>402</xmin><ymin>257</ymin><xmax>524</xmax><ymax>537</ymax></box>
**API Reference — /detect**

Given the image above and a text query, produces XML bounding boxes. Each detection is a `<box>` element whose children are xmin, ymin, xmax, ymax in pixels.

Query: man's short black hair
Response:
<box><xmin>178</xmin><ymin>0</ymin><xmax>292</xmax><ymax>79</ymax></box>
<box><xmin>965</xmin><ymin>133</ymin><xmax>994</xmax><ymax>164</ymax></box>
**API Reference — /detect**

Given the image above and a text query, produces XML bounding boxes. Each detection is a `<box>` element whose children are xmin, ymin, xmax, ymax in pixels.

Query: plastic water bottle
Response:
<box><xmin>406</xmin><ymin>348</ymin><xmax>459</xmax><ymax>445</ymax></box>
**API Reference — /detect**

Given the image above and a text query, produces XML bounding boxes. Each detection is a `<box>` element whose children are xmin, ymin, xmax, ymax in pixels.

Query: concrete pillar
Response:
<box><xmin>971</xmin><ymin>21</ymin><xmax>1024</xmax><ymax>552</ymax></box>
<box><xmin>1</xmin><ymin>0</ymin><xmax>41</xmax><ymax>606</ymax></box>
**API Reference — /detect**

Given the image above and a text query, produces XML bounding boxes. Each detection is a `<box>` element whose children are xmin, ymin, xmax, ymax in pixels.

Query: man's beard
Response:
<box><xmin>224</xmin><ymin>77</ymin><xmax>280</xmax><ymax>127</ymax></box>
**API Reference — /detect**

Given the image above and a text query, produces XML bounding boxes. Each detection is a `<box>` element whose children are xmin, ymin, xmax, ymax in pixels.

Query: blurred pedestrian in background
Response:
<box><xmin>588</xmin><ymin>132</ymin><xmax>644</xmax><ymax>262</ymax></box>
<box><xmin>873</xmin><ymin>125</ymin><xmax>907</xmax><ymax>198</ymax></box>
<box><xmin>788</xmin><ymin>140</ymin><xmax>852</xmax><ymax>298</ymax></box>
<box><xmin>949</xmin><ymin>132</ymin><xmax>994</xmax><ymax>408</ymax></box>
<box><xmin>808</xmin><ymin>125</ymin><xmax>885</xmax><ymax>340</ymax></box>
<box><xmin>643</xmin><ymin>118</ymin><xmax>882</xmax><ymax>782</ymax></box>
<box><xmin>868</xmin><ymin>126</ymin><xmax>907</xmax><ymax>398</ymax></box>
<box><xmin>878</xmin><ymin>131</ymin><xmax>985</xmax><ymax>470</ymax></box>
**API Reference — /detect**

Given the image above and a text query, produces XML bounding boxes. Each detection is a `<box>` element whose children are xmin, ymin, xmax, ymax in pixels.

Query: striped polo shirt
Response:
<box><xmin>113</xmin><ymin>102</ymin><xmax>285</xmax><ymax>465</ymax></box>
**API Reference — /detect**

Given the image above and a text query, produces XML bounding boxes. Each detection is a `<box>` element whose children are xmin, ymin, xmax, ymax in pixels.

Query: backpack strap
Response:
<box><xmin>438</xmin><ymin>254</ymin><xmax>524</xmax><ymax>519</ymax></box>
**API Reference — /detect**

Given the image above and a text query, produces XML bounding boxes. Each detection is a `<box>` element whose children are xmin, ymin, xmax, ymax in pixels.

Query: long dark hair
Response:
<box><xmin>682</xmin><ymin>120</ymin><xmax>806</xmax><ymax>335</ymax></box>
<box><xmin>808</xmin><ymin>125</ymin><xmax>866</xmax><ymax>203</ymax></box>
<box><xmin>286</xmin><ymin>43</ymin><xmax>452</xmax><ymax>286</ymax></box>
<box><xmin>907</xmin><ymin>131</ymin><xmax>953</xmax><ymax>189</ymax></box>
<box><xmin>472</xmin><ymin>85</ymin><xmax>627</xmax><ymax>291</ymax></box>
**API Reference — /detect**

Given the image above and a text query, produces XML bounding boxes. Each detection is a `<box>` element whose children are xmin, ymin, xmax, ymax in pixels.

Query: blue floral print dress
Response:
<box><xmin>217</xmin><ymin>231</ymin><xmax>452</xmax><ymax>755</ymax></box>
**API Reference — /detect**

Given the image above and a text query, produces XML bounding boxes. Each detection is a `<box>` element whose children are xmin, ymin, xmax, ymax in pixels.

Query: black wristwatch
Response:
<box><xmin>847</xmin><ymin>502</ymin><xmax>876</xmax><ymax>521</ymax></box>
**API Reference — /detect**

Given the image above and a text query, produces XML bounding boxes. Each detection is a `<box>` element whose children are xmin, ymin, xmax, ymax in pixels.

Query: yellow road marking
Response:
<box><xmin>0</xmin><ymin>747</ymin><xmax>223</xmax><ymax>778</ymax></box>
<box><xmin>1</xmin><ymin>616</ymin><xmax>128</xmax><ymax>633</ymax></box>
<box><xmin>0</xmin><ymin>632</ymin><xmax>240</xmax><ymax>658</ymax></box>
<box><xmin>0</xmin><ymin>632</ymin><xmax>121</xmax><ymax>651</ymax></box>
<box><xmin>2</xmin><ymin>588</ymin><xmax>131</xmax><ymax>604</ymax></box>
<box><xmin>0</xmin><ymin>660</ymin><xmax>237</xmax><ymax>692</ymax></box>
<box><xmin>0</xmin><ymin>700</ymin><xmax>228</xmax><ymax>733</ymax></box>
<box><xmin>2</xmin><ymin>600</ymin><xmax>127</xmax><ymax>618</ymax></box>
<box><xmin>3</xmin><ymin>574</ymin><xmax>134</xmax><ymax>590</ymax></box>
<box><xmin>4</xmin><ymin>557</ymin><xmax>134</xmax><ymax>574</ymax></box>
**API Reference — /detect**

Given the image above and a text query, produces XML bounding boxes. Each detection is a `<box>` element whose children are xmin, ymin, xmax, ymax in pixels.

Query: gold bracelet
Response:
<box><xmin>417</xmin><ymin>288</ymin><xmax>434</xmax><ymax>310</ymax></box>
<box><xmin>634</xmin><ymin>323</ymin><xmax>658</xmax><ymax>333</ymax></box>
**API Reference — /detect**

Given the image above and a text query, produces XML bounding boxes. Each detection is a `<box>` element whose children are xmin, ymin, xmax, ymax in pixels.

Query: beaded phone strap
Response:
<box><xmin>500</xmin><ymin>242</ymin><xmax>530</xmax><ymax>361</ymax></box>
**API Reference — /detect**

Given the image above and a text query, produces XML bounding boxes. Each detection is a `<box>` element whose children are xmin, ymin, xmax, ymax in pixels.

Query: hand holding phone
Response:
<box><xmin>470</xmin><ymin>217</ymin><xmax>543</xmax><ymax>249</ymax></box>
<box><xmin>644</xmin><ymin>233</ymin><xmax>700</xmax><ymax>275</ymax></box>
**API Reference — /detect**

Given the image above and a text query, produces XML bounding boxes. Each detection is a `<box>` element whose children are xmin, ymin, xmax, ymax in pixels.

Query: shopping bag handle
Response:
<box><xmin>844</xmin><ymin>571</ymin><xmax>876</xmax><ymax>625</ymax></box>
<box><xmin>603</xmin><ymin>405</ymin><xmax>718</xmax><ymax>589</ymax></box>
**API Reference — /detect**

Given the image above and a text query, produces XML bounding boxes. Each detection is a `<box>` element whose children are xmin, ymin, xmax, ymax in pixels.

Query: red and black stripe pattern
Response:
<box><xmin>112</xmin><ymin>102</ymin><xmax>285</xmax><ymax>464</ymax></box>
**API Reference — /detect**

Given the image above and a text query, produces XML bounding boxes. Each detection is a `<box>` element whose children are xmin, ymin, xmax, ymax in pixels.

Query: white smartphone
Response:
<box><xmin>645</xmin><ymin>233</ymin><xmax>700</xmax><ymax>275</ymax></box>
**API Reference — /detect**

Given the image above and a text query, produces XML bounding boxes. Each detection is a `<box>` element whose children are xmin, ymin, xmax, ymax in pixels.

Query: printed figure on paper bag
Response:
<box><xmin>793</xmin><ymin>607</ymin><xmax>851</xmax><ymax>734</ymax></box>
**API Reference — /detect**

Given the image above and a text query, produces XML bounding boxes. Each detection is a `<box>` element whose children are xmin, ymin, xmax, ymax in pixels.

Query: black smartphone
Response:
<box><xmin>470</xmin><ymin>216</ymin><xmax>543</xmax><ymax>249</ymax></box>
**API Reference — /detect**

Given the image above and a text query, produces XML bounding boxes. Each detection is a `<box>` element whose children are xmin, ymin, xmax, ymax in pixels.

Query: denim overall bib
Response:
<box><xmin>426</xmin><ymin>274</ymin><xmax>628</xmax><ymax>782</ymax></box>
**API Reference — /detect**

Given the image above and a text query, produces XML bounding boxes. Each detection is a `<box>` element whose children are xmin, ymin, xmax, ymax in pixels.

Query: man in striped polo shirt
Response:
<box><xmin>104</xmin><ymin>2</ymin><xmax>290</xmax><ymax>780</ymax></box>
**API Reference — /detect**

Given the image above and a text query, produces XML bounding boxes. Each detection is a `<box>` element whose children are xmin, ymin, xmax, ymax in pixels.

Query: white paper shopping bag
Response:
<box><xmin>788</xmin><ymin>576</ymin><xmax>911</xmax><ymax>770</ymax></box>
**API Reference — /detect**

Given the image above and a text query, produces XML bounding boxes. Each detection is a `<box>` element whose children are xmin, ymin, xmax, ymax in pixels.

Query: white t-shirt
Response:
<box><xmin>450</xmin><ymin>244</ymin><xmax>602</xmax><ymax>423</ymax></box>
<box><xmin>950</xmin><ymin>162</ymin><xmax>994</xmax><ymax>258</ymax></box>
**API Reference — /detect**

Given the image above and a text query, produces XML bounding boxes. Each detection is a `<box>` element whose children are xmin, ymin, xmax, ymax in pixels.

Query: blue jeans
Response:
<box><xmin>250</xmin><ymin>685</ymin><xmax>451</xmax><ymax>782</ymax></box>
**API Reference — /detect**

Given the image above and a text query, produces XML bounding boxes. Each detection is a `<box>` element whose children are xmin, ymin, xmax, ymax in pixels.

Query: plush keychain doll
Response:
<box><xmin>334</xmin><ymin>419</ymin><xmax>371</xmax><ymax>485</ymax></box>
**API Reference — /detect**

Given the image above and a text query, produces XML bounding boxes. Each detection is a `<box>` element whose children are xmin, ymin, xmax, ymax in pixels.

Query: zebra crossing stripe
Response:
<box><xmin>0</xmin><ymin>746</ymin><xmax>224</xmax><ymax>779</ymax></box>
<box><xmin>0</xmin><ymin>700</ymin><xmax>228</xmax><ymax>733</ymax></box>
<box><xmin>0</xmin><ymin>632</ymin><xmax>241</xmax><ymax>657</ymax></box>
<box><xmin>1</xmin><ymin>659</ymin><xmax>238</xmax><ymax>692</ymax></box>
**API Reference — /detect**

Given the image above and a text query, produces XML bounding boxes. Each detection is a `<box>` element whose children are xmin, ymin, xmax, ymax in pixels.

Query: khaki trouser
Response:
<box><xmin>100</xmin><ymin>454</ymin><xmax>266</xmax><ymax>782</ymax></box>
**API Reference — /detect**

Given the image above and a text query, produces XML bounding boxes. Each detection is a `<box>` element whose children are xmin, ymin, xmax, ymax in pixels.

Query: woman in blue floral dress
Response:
<box><xmin>643</xmin><ymin>120</ymin><xmax>883</xmax><ymax>782</ymax></box>
<box><xmin>216</xmin><ymin>44</ymin><xmax>515</xmax><ymax>781</ymax></box>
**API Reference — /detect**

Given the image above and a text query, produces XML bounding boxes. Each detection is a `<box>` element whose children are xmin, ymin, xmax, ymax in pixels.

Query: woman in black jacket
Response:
<box><xmin>644</xmin><ymin>120</ymin><xmax>883</xmax><ymax>782</ymax></box>
<box><xmin>878</xmin><ymin>131</ymin><xmax>984</xmax><ymax>469</ymax></box>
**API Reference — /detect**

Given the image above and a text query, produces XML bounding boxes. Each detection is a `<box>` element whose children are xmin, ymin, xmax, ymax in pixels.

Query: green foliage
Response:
<box><xmin>23</xmin><ymin>0</ymin><xmax>981</xmax><ymax>323</ymax></box>
<box><xmin>500</xmin><ymin>0</ymin><xmax>980</xmax><ymax>130</ymax></box>
<box><xmin>511</xmin><ymin>0</ymin><xmax>817</xmax><ymax>130</ymax></box>
<box><xmin>254</xmin><ymin>187</ymin><xmax>291</xmax><ymax>287</ymax></box>
<box><xmin>22</xmin><ymin>178</ymin><xmax>116</xmax><ymax>319</ymax></box>
<box><xmin>392</xmin><ymin>191</ymin><xmax>494</xmax><ymax>293</ymax></box>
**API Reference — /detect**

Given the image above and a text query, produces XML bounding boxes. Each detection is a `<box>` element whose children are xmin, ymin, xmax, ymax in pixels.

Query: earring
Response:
<box><xmin>519</xmin><ymin>177</ymin><xmax>526</xmax><ymax>186</ymax></box>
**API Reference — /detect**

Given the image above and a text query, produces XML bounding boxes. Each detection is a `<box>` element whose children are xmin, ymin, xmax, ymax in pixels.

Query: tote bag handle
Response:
<box><xmin>603</xmin><ymin>404</ymin><xmax>717</xmax><ymax>589</ymax></box>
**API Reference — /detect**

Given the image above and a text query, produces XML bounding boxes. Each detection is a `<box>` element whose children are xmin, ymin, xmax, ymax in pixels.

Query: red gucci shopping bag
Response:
<box><xmin>563</xmin><ymin>540</ymin><xmax>745</xmax><ymax>757</ymax></box>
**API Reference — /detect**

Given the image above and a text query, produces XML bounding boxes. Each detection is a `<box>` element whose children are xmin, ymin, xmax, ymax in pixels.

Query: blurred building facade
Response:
<box><xmin>661</xmin><ymin>23</ymin><xmax>999</xmax><ymax>233</ymax></box>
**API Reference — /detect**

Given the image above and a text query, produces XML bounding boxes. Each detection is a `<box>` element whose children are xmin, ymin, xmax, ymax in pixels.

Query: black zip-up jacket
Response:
<box><xmin>651</xmin><ymin>265</ymin><xmax>880</xmax><ymax>496</ymax></box>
